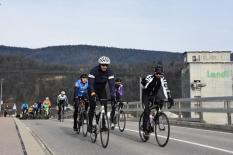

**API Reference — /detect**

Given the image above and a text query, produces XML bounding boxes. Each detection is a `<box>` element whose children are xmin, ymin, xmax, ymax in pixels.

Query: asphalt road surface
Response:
<box><xmin>22</xmin><ymin>119</ymin><xmax>233</xmax><ymax>155</ymax></box>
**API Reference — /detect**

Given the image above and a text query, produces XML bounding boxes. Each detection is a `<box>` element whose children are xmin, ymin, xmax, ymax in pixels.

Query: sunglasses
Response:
<box><xmin>101</xmin><ymin>64</ymin><xmax>109</xmax><ymax>67</ymax></box>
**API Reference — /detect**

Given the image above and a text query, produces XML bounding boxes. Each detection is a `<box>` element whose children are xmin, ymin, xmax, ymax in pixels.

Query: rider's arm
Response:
<box><xmin>107</xmin><ymin>69</ymin><xmax>115</xmax><ymax>98</ymax></box>
<box><xmin>88</xmin><ymin>69</ymin><xmax>96</xmax><ymax>95</ymax></box>
<box><xmin>160</xmin><ymin>76</ymin><xmax>171</xmax><ymax>99</ymax></box>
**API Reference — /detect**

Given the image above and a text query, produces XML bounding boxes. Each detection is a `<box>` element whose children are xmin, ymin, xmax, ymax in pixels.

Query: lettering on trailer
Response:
<box><xmin>207</xmin><ymin>70</ymin><xmax>230</xmax><ymax>78</ymax></box>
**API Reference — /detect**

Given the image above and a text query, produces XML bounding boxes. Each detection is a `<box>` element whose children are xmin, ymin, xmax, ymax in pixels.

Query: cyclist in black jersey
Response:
<box><xmin>141</xmin><ymin>64</ymin><xmax>174</xmax><ymax>134</ymax></box>
<box><xmin>88</xmin><ymin>56</ymin><xmax>116</xmax><ymax>132</ymax></box>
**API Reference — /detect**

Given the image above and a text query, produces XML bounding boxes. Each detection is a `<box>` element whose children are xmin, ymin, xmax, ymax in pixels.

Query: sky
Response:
<box><xmin>0</xmin><ymin>0</ymin><xmax>233</xmax><ymax>52</ymax></box>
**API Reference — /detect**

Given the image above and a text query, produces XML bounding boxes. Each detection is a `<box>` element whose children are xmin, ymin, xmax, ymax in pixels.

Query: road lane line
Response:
<box><xmin>124</xmin><ymin>128</ymin><xmax>233</xmax><ymax>154</ymax></box>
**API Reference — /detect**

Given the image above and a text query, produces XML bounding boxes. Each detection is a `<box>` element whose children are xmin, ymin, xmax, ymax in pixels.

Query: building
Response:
<box><xmin>181</xmin><ymin>51</ymin><xmax>232</xmax><ymax>124</ymax></box>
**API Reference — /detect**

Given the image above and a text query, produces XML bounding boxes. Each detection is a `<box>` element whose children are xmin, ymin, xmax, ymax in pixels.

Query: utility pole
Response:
<box><xmin>0</xmin><ymin>78</ymin><xmax>4</xmax><ymax>113</ymax></box>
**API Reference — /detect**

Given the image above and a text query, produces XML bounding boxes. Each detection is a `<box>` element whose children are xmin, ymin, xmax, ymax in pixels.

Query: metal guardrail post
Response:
<box><xmin>199</xmin><ymin>101</ymin><xmax>203</xmax><ymax>122</ymax></box>
<box><xmin>226</xmin><ymin>101</ymin><xmax>232</xmax><ymax>126</ymax></box>
<box><xmin>178</xmin><ymin>101</ymin><xmax>181</xmax><ymax>119</ymax></box>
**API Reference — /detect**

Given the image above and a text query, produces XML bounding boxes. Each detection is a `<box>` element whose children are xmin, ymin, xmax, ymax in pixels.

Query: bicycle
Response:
<box><xmin>76</xmin><ymin>98</ymin><xmax>89</xmax><ymax>137</ymax></box>
<box><xmin>111</xmin><ymin>101</ymin><xmax>127</xmax><ymax>132</ymax></box>
<box><xmin>90</xmin><ymin>98</ymin><xmax>110</xmax><ymax>148</ymax></box>
<box><xmin>139</xmin><ymin>98</ymin><xmax>172</xmax><ymax>147</ymax></box>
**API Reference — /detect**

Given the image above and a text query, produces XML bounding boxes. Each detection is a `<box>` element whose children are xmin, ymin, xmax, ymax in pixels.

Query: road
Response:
<box><xmin>22</xmin><ymin>119</ymin><xmax>233</xmax><ymax>155</ymax></box>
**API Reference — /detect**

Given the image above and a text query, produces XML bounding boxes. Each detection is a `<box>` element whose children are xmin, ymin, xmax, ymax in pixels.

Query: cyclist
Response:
<box><xmin>88</xmin><ymin>56</ymin><xmax>116</xmax><ymax>132</ymax></box>
<box><xmin>141</xmin><ymin>64</ymin><xmax>174</xmax><ymax>135</ymax></box>
<box><xmin>43</xmin><ymin>97</ymin><xmax>51</xmax><ymax>116</ymax></box>
<box><xmin>57</xmin><ymin>91</ymin><xmax>68</xmax><ymax>121</ymax></box>
<box><xmin>110</xmin><ymin>78</ymin><xmax>124</xmax><ymax>129</ymax></box>
<box><xmin>73</xmin><ymin>73</ymin><xmax>89</xmax><ymax>131</ymax></box>
<box><xmin>32</xmin><ymin>102</ymin><xmax>38</xmax><ymax>117</ymax></box>
<box><xmin>21</xmin><ymin>102</ymin><xmax>29</xmax><ymax>116</ymax></box>
<box><xmin>37</xmin><ymin>100</ymin><xmax>43</xmax><ymax>115</ymax></box>
<box><xmin>28</xmin><ymin>105</ymin><xmax>34</xmax><ymax>117</ymax></box>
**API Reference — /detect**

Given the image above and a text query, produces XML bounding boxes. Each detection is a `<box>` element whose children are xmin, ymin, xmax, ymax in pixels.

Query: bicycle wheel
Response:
<box><xmin>90</xmin><ymin>115</ymin><xmax>97</xmax><ymax>143</ymax></box>
<box><xmin>82</xmin><ymin>112</ymin><xmax>88</xmax><ymax>137</ymax></box>
<box><xmin>118</xmin><ymin>110</ymin><xmax>126</xmax><ymax>132</ymax></box>
<box><xmin>155</xmin><ymin>112</ymin><xmax>170</xmax><ymax>147</ymax></box>
<box><xmin>138</xmin><ymin>112</ymin><xmax>149</xmax><ymax>142</ymax></box>
<box><xmin>99</xmin><ymin>113</ymin><xmax>109</xmax><ymax>148</ymax></box>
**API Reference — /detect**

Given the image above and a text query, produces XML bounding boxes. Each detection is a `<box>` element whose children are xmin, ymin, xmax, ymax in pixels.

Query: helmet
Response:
<box><xmin>46</xmin><ymin>97</ymin><xmax>49</xmax><ymax>100</ymax></box>
<box><xmin>61</xmin><ymin>91</ymin><xmax>65</xmax><ymax>95</ymax></box>
<box><xmin>98</xmin><ymin>56</ymin><xmax>111</xmax><ymax>64</ymax></box>
<box><xmin>115</xmin><ymin>78</ymin><xmax>122</xmax><ymax>84</ymax></box>
<box><xmin>80</xmin><ymin>74</ymin><xmax>88</xmax><ymax>79</ymax></box>
<box><xmin>154</xmin><ymin>64</ymin><xmax>163</xmax><ymax>74</ymax></box>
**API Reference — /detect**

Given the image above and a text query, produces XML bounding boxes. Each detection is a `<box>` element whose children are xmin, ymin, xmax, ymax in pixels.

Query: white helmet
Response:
<box><xmin>61</xmin><ymin>91</ymin><xmax>65</xmax><ymax>95</ymax></box>
<box><xmin>98</xmin><ymin>56</ymin><xmax>111</xmax><ymax>64</ymax></box>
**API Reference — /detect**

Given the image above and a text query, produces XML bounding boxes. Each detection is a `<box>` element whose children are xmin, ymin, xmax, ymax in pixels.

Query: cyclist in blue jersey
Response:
<box><xmin>73</xmin><ymin>74</ymin><xmax>89</xmax><ymax>131</ymax></box>
<box><xmin>21</xmin><ymin>102</ymin><xmax>29</xmax><ymax>115</ymax></box>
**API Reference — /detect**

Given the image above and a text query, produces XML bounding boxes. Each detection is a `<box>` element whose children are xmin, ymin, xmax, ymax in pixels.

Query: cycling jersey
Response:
<box><xmin>43</xmin><ymin>99</ymin><xmax>51</xmax><ymax>108</ymax></box>
<box><xmin>115</xmin><ymin>84</ymin><xmax>124</xmax><ymax>98</ymax></box>
<box><xmin>57</xmin><ymin>94</ymin><xmax>68</xmax><ymax>105</ymax></box>
<box><xmin>28</xmin><ymin>107</ymin><xmax>33</xmax><ymax>113</ymax></box>
<box><xmin>21</xmin><ymin>103</ymin><xmax>28</xmax><ymax>110</ymax></box>
<box><xmin>88</xmin><ymin>65</ymin><xmax>115</xmax><ymax>97</ymax></box>
<box><xmin>74</xmin><ymin>80</ymin><xmax>89</xmax><ymax>97</ymax></box>
<box><xmin>141</xmin><ymin>74</ymin><xmax>171</xmax><ymax>99</ymax></box>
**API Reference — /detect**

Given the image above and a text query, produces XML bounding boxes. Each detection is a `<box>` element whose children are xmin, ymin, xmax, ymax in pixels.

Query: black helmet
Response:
<box><xmin>80</xmin><ymin>74</ymin><xmax>88</xmax><ymax>78</ymax></box>
<box><xmin>115</xmin><ymin>78</ymin><xmax>122</xmax><ymax>84</ymax></box>
<box><xmin>154</xmin><ymin>65</ymin><xmax>163</xmax><ymax>74</ymax></box>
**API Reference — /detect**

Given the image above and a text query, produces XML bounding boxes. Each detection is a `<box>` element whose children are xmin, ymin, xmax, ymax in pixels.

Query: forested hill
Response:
<box><xmin>0</xmin><ymin>45</ymin><xmax>183</xmax><ymax>65</ymax></box>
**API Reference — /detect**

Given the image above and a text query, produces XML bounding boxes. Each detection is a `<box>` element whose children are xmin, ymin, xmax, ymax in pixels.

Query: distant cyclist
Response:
<box><xmin>73</xmin><ymin>74</ymin><xmax>89</xmax><ymax>131</ymax></box>
<box><xmin>21</xmin><ymin>102</ymin><xmax>29</xmax><ymax>115</ymax></box>
<box><xmin>88</xmin><ymin>56</ymin><xmax>116</xmax><ymax>132</ymax></box>
<box><xmin>32</xmin><ymin>102</ymin><xmax>38</xmax><ymax>116</ymax></box>
<box><xmin>43</xmin><ymin>97</ymin><xmax>51</xmax><ymax>116</ymax></box>
<box><xmin>110</xmin><ymin>78</ymin><xmax>124</xmax><ymax>128</ymax></box>
<box><xmin>141</xmin><ymin>64</ymin><xmax>174</xmax><ymax>135</ymax></box>
<box><xmin>57</xmin><ymin>91</ymin><xmax>68</xmax><ymax>121</ymax></box>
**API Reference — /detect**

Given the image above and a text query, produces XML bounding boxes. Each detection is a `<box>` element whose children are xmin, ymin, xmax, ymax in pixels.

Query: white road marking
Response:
<box><xmin>125</xmin><ymin>128</ymin><xmax>233</xmax><ymax>154</ymax></box>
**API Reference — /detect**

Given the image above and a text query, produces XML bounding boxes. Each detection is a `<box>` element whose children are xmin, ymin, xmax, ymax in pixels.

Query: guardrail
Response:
<box><xmin>125</xmin><ymin>96</ymin><xmax>233</xmax><ymax>126</ymax></box>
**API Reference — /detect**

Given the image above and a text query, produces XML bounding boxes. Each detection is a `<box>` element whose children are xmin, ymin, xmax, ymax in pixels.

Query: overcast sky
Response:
<box><xmin>0</xmin><ymin>0</ymin><xmax>233</xmax><ymax>52</ymax></box>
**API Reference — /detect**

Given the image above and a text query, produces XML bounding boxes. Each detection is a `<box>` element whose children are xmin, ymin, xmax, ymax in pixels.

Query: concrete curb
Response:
<box><xmin>13</xmin><ymin>118</ymin><xmax>54</xmax><ymax>155</ymax></box>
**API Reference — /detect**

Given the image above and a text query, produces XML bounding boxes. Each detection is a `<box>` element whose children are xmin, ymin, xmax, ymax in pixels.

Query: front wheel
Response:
<box><xmin>155</xmin><ymin>112</ymin><xmax>170</xmax><ymax>147</ymax></box>
<box><xmin>82</xmin><ymin>112</ymin><xmax>88</xmax><ymax>137</ymax></box>
<box><xmin>118</xmin><ymin>110</ymin><xmax>126</xmax><ymax>132</ymax></box>
<box><xmin>99</xmin><ymin>113</ymin><xmax>109</xmax><ymax>148</ymax></box>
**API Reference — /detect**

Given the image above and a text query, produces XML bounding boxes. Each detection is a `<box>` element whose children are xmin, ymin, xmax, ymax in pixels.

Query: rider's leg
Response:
<box><xmin>88</xmin><ymin>96</ymin><xmax>96</xmax><ymax>131</ymax></box>
<box><xmin>97</xmin><ymin>90</ymin><xmax>108</xmax><ymax>129</ymax></box>
<box><xmin>58</xmin><ymin>104</ymin><xmax>61</xmax><ymax>120</ymax></box>
<box><xmin>142</xmin><ymin>90</ymin><xmax>150</xmax><ymax>131</ymax></box>
<box><xmin>73</xmin><ymin>100</ymin><xmax>79</xmax><ymax>129</ymax></box>
<box><xmin>110</xmin><ymin>102</ymin><xmax>116</xmax><ymax>124</ymax></box>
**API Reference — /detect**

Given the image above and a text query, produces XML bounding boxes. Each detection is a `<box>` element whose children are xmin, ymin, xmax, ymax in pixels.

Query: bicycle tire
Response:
<box><xmin>118</xmin><ymin>110</ymin><xmax>126</xmax><ymax>132</ymax></box>
<box><xmin>82</xmin><ymin>112</ymin><xmax>88</xmax><ymax>137</ymax></box>
<box><xmin>155</xmin><ymin>112</ymin><xmax>170</xmax><ymax>147</ymax></box>
<box><xmin>99</xmin><ymin>113</ymin><xmax>109</xmax><ymax>148</ymax></box>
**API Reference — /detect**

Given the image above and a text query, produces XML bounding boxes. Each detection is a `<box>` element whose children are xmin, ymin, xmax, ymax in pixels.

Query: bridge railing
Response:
<box><xmin>125</xmin><ymin>96</ymin><xmax>233</xmax><ymax>126</ymax></box>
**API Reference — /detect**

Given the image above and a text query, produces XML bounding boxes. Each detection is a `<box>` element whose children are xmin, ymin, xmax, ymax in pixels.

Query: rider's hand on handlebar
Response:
<box><xmin>168</xmin><ymin>98</ymin><xmax>174</xmax><ymax>109</ymax></box>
